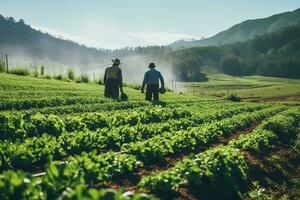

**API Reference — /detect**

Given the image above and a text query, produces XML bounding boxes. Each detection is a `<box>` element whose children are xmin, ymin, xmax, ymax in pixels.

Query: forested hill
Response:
<box><xmin>170</xmin><ymin>8</ymin><xmax>300</xmax><ymax>48</ymax></box>
<box><xmin>0</xmin><ymin>15</ymin><xmax>107</xmax><ymax>65</ymax></box>
<box><xmin>0</xmin><ymin>15</ymin><xmax>170</xmax><ymax>66</ymax></box>
<box><xmin>171</xmin><ymin>23</ymin><xmax>300</xmax><ymax>79</ymax></box>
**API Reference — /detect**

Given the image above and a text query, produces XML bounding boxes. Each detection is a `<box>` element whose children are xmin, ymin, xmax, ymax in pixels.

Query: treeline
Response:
<box><xmin>169</xmin><ymin>46</ymin><xmax>223</xmax><ymax>81</ymax></box>
<box><xmin>171</xmin><ymin>23</ymin><xmax>300</xmax><ymax>79</ymax></box>
<box><xmin>220</xmin><ymin>23</ymin><xmax>300</xmax><ymax>78</ymax></box>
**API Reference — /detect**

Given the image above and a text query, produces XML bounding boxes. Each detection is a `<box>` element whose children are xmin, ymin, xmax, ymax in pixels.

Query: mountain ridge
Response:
<box><xmin>170</xmin><ymin>8</ymin><xmax>300</xmax><ymax>48</ymax></box>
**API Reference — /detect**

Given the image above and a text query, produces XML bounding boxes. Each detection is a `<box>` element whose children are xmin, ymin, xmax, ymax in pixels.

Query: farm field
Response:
<box><xmin>0</xmin><ymin>73</ymin><xmax>300</xmax><ymax>200</ymax></box>
<box><xmin>175</xmin><ymin>70</ymin><xmax>300</xmax><ymax>102</ymax></box>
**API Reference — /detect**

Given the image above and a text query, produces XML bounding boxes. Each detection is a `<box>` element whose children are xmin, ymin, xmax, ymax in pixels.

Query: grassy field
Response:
<box><xmin>0</xmin><ymin>73</ymin><xmax>299</xmax><ymax>200</ymax></box>
<box><xmin>176</xmin><ymin>70</ymin><xmax>300</xmax><ymax>102</ymax></box>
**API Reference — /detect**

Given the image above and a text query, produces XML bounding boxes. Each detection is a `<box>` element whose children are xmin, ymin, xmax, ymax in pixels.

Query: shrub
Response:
<box><xmin>34</xmin><ymin>68</ymin><xmax>39</xmax><ymax>77</ymax></box>
<box><xmin>220</xmin><ymin>56</ymin><xmax>243</xmax><ymax>76</ymax></box>
<box><xmin>0</xmin><ymin>170</ymin><xmax>44</xmax><ymax>199</ymax></box>
<box><xmin>97</xmin><ymin>79</ymin><xmax>103</xmax><ymax>85</ymax></box>
<box><xmin>80</xmin><ymin>74</ymin><xmax>89</xmax><ymax>83</ymax></box>
<box><xmin>67</xmin><ymin>68</ymin><xmax>75</xmax><ymax>80</ymax></box>
<box><xmin>80</xmin><ymin>113</ymin><xmax>107</xmax><ymax>130</ymax></box>
<box><xmin>226</xmin><ymin>94</ymin><xmax>241</xmax><ymax>102</ymax></box>
<box><xmin>40</xmin><ymin>65</ymin><xmax>45</xmax><ymax>76</ymax></box>
<box><xmin>23</xmin><ymin>113</ymin><xmax>65</xmax><ymax>137</ymax></box>
<box><xmin>263</xmin><ymin>115</ymin><xmax>298</xmax><ymax>144</ymax></box>
<box><xmin>0</xmin><ymin>60</ymin><xmax>5</xmax><ymax>72</ymax></box>
<box><xmin>44</xmin><ymin>74</ymin><xmax>51</xmax><ymax>79</ymax></box>
<box><xmin>9</xmin><ymin>68</ymin><xmax>30</xmax><ymax>76</ymax></box>
<box><xmin>53</xmin><ymin>74</ymin><xmax>63</xmax><ymax>80</ymax></box>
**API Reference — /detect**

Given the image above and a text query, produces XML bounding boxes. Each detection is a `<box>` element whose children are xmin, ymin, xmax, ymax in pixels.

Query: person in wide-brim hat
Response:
<box><xmin>103</xmin><ymin>58</ymin><xmax>123</xmax><ymax>100</ymax></box>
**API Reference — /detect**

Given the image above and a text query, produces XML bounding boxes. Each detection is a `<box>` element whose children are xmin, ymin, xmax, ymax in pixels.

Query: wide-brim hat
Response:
<box><xmin>148</xmin><ymin>63</ymin><xmax>156</xmax><ymax>68</ymax></box>
<box><xmin>112</xmin><ymin>59</ymin><xmax>121</xmax><ymax>65</ymax></box>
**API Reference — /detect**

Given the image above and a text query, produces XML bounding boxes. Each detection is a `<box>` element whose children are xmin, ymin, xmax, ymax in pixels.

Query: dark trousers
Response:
<box><xmin>104</xmin><ymin>79</ymin><xmax>119</xmax><ymax>99</ymax></box>
<box><xmin>146</xmin><ymin>84</ymin><xmax>159</xmax><ymax>101</ymax></box>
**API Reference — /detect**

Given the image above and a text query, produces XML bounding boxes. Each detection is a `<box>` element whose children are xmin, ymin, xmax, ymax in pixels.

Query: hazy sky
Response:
<box><xmin>1</xmin><ymin>0</ymin><xmax>300</xmax><ymax>49</ymax></box>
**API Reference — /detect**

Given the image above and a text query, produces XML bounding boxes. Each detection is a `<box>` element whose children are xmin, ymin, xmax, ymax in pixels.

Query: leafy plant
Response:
<box><xmin>40</xmin><ymin>65</ymin><xmax>45</xmax><ymax>76</ymax></box>
<box><xmin>226</xmin><ymin>94</ymin><xmax>241</xmax><ymax>102</ymax></box>
<box><xmin>54</xmin><ymin>74</ymin><xmax>63</xmax><ymax>80</ymax></box>
<box><xmin>0</xmin><ymin>170</ymin><xmax>44</xmax><ymax>200</ymax></box>
<box><xmin>9</xmin><ymin>68</ymin><xmax>30</xmax><ymax>76</ymax></box>
<box><xmin>67</xmin><ymin>68</ymin><xmax>75</xmax><ymax>80</ymax></box>
<box><xmin>0</xmin><ymin>60</ymin><xmax>6</xmax><ymax>72</ymax></box>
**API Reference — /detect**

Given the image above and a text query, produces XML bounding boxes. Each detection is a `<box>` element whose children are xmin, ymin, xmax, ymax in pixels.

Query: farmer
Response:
<box><xmin>141</xmin><ymin>63</ymin><xmax>165</xmax><ymax>101</ymax></box>
<box><xmin>103</xmin><ymin>59</ymin><xmax>123</xmax><ymax>99</ymax></box>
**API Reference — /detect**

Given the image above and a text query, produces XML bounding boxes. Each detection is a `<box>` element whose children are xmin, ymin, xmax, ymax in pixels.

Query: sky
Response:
<box><xmin>0</xmin><ymin>0</ymin><xmax>300</xmax><ymax>49</ymax></box>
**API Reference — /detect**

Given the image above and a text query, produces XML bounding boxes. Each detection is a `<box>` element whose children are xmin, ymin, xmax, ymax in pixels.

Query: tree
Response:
<box><xmin>0</xmin><ymin>60</ymin><xmax>5</xmax><ymax>72</ymax></box>
<box><xmin>40</xmin><ymin>65</ymin><xmax>45</xmax><ymax>76</ymax></box>
<box><xmin>18</xmin><ymin>19</ymin><xmax>25</xmax><ymax>24</ymax></box>
<box><xmin>67</xmin><ymin>68</ymin><xmax>75</xmax><ymax>80</ymax></box>
<box><xmin>7</xmin><ymin>17</ymin><xmax>15</xmax><ymax>23</ymax></box>
<box><xmin>220</xmin><ymin>56</ymin><xmax>242</xmax><ymax>76</ymax></box>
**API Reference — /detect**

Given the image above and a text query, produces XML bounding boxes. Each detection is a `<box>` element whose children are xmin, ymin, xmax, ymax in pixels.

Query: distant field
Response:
<box><xmin>175</xmin><ymin>71</ymin><xmax>300</xmax><ymax>102</ymax></box>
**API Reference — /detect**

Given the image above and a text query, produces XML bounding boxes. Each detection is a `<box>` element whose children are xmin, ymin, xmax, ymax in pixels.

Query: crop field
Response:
<box><xmin>0</xmin><ymin>73</ymin><xmax>300</xmax><ymax>200</ymax></box>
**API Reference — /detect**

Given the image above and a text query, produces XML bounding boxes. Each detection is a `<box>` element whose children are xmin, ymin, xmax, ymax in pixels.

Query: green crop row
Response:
<box><xmin>0</xmin><ymin>104</ymin><xmax>263</xmax><ymax>170</ymax></box>
<box><xmin>122</xmin><ymin>106</ymin><xmax>283</xmax><ymax>164</ymax></box>
<box><xmin>60</xmin><ymin>104</ymin><xmax>266</xmax><ymax>154</ymax></box>
<box><xmin>0</xmin><ymin>106</ymin><xmax>190</xmax><ymax>141</ymax></box>
<box><xmin>1</xmin><ymin>100</ymin><xmax>148</xmax><ymax>116</ymax></box>
<box><xmin>1</xmin><ymin>106</ymin><xmax>289</xmax><ymax>199</ymax></box>
<box><xmin>229</xmin><ymin>107</ymin><xmax>300</xmax><ymax>153</ymax></box>
<box><xmin>0</xmin><ymin>158</ymin><xmax>156</xmax><ymax>200</ymax></box>
<box><xmin>138</xmin><ymin>108</ymin><xmax>300</xmax><ymax>199</ymax></box>
<box><xmin>0</xmin><ymin>97</ymin><xmax>108</xmax><ymax>111</ymax></box>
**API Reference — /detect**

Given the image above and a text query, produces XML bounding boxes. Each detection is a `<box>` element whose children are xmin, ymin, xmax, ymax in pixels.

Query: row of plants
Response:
<box><xmin>121</xmin><ymin>106</ymin><xmax>284</xmax><ymax>163</ymax></box>
<box><xmin>0</xmin><ymin>104</ymin><xmax>261</xmax><ymax>170</ymax></box>
<box><xmin>0</xmin><ymin>157</ymin><xmax>156</xmax><ymax>200</ymax></box>
<box><xmin>229</xmin><ymin>107</ymin><xmax>300</xmax><ymax>153</ymax></box>
<box><xmin>1</xmin><ymin>65</ymin><xmax>94</xmax><ymax>84</ymax></box>
<box><xmin>60</xmin><ymin>104</ymin><xmax>266</xmax><ymax>154</ymax></box>
<box><xmin>0</xmin><ymin>104</ymin><xmax>300</xmax><ymax>199</ymax></box>
<box><xmin>13</xmin><ymin>100</ymin><xmax>148</xmax><ymax>115</ymax></box>
<box><xmin>1</xmin><ymin>106</ymin><xmax>298</xmax><ymax>199</ymax></box>
<box><xmin>138</xmin><ymin>107</ymin><xmax>300</xmax><ymax>199</ymax></box>
<box><xmin>1</xmin><ymin>106</ymin><xmax>291</xmax><ymax>199</ymax></box>
<box><xmin>0</xmin><ymin>96</ymin><xmax>228</xmax><ymax>116</ymax></box>
<box><xmin>0</xmin><ymin>106</ymin><xmax>191</xmax><ymax>141</ymax></box>
<box><xmin>0</xmin><ymin>96</ymin><xmax>108</xmax><ymax>111</ymax></box>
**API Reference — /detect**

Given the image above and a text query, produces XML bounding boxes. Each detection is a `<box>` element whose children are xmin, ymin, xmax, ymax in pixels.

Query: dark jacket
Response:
<box><xmin>142</xmin><ymin>68</ymin><xmax>164</xmax><ymax>89</ymax></box>
<box><xmin>103</xmin><ymin>65</ymin><xmax>123</xmax><ymax>87</ymax></box>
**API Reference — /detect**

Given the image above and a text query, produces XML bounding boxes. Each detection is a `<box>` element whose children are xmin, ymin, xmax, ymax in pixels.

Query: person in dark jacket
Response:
<box><xmin>103</xmin><ymin>59</ymin><xmax>123</xmax><ymax>99</ymax></box>
<box><xmin>141</xmin><ymin>63</ymin><xmax>165</xmax><ymax>101</ymax></box>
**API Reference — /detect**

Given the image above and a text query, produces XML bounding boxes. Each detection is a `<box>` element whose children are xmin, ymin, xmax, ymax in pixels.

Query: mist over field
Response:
<box><xmin>6</xmin><ymin>52</ymin><xmax>175</xmax><ymax>86</ymax></box>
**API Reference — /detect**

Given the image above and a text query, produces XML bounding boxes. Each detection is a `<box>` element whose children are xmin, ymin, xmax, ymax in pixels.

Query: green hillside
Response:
<box><xmin>170</xmin><ymin>8</ymin><xmax>300</xmax><ymax>48</ymax></box>
<box><xmin>0</xmin><ymin>15</ymin><xmax>105</xmax><ymax>66</ymax></box>
<box><xmin>170</xmin><ymin>23</ymin><xmax>300</xmax><ymax>79</ymax></box>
